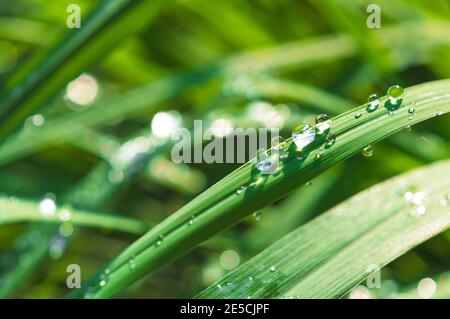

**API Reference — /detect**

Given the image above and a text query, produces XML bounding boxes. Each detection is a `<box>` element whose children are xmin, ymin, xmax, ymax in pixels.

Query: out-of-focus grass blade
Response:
<box><xmin>0</xmin><ymin>0</ymin><xmax>173</xmax><ymax>142</ymax></box>
<box><xmin>71</xmin><ymin>79</ymin><xmax>450</xmax><ymax>298</ymax></box>
<box><xmin>198</xmin><ymin>159</ymin><xmax>450</xmax><ymax>298</ymax></box>
<box><xmin>0</xmin><ymin>197</ymin><xmax>149</xmax><ymax>235</ymax></box>
<box><xmin>1</xmin><ymin>20</ymin><xmax>449</xmax><ymax>166</ymax></box>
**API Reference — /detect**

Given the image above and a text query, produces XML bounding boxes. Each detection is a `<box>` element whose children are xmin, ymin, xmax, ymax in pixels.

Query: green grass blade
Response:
<box><xmin>0</xmin><ymin>0</ymin><xmax>172</xmax><ymax>141</ymax></box>
<box><xmin>0</xmin><ymin>197</ymin><xmax>149</xmax><ymax>235</ymax></box>
<box><xmin>71</xmin><ymin>79</ymin><xmax>450</xmax><ymax>298</ymax></box>
<box><xmin>1</xmin><ymin>20</ymin><xmax>449</xmax><ymax>167</ymax></box>
<box><xmin>198</xmin><ymin>159</ymin><xmax>450</xmax><ymax>298</ymax></box>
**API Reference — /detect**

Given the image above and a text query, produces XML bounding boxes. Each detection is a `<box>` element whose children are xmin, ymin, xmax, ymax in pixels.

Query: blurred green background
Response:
<box><xmin>0</xmin><ymin>0</ymin><xmax>449</xmax><ymax>298</ymax></box>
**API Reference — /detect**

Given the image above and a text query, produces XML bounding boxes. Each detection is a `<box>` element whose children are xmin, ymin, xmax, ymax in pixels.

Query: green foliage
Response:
<box><xmin>0</xmin><ymin>0</ymin><xmax>449</xmax><ymax>299</ymax></box>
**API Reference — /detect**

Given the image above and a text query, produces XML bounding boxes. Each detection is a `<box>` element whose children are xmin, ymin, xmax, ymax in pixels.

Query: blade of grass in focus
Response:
<box><xmin>71</xmin><ymin>79</ymin><xmax>450</xmax><ymax>298</ymax></box>
<box><xmin>198</xmin><ymin>159</ymin><xmax>450</xmax><ymax>298</ymax></box>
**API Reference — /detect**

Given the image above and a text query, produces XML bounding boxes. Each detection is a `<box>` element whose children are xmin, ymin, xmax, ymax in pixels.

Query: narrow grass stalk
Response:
<box><xmin>0</xmin><ymin>197</ymin><xmax>149</xmax><ymax>235</ymax></box>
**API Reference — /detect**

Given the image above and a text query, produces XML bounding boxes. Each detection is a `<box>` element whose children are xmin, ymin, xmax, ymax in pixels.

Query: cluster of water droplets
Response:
<box><xmin>404</xmin><ymin>191</ymin><xmax>427</xmax><ymax>216</ymax></box>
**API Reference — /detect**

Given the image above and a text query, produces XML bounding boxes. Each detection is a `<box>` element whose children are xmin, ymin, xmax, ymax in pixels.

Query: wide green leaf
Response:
<box><xmin>71</xmin><ymin>79</ymin><xmax>450</xmax><ymax>298</ymax></box>
<box><xmin>198</xmin><ymin>159</ymin><xmax>450</xmax><ymax>298</ymax></box>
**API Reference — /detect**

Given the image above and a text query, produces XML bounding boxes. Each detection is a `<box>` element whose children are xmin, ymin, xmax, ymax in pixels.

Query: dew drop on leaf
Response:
<box><xmin>236</xmin><ymin>185</ymin><xmax>247</xmax><ymax>195</ymax></box>
<box><xmin>315</xmin><ymin>114</ymin><xmax>330</xmax><ymax>124</ymax></box>
<box><xmin>385</xmin><ymin>85</ymin><xmax>404</xmax><ymax>112</ymax></box>
<box><xmin>292</xmin><ymin>124</ymin><xmax>315</xmax><ymax>150</ymax></box>
<box><xmin>314</xmin><ymin>119</ymin><xmax>331</xmax><ymax>136</ymax></box>
<box><xmin>255</xmin><ymin>148</ymin><xmax>273</xmax><ymax>173</ymax></box>
<box><xmin>366</xmin><ymin>94</ymin><xmax>379</xmax><ymax>112</ymax></box>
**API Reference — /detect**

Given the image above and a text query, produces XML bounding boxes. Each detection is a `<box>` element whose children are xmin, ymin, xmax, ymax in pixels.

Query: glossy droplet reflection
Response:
<box><xmin>292</xmin><ymin>124</ymin><xmax>315</xmax><ymax>150</ymax></box>
<box><xmin>255</xmin><ymin>148</ymin><xmax>273</xmax><ymax>173</ymax></box>
<box><xmin>366</xmin><ymin>94</ymin><xmax>379</xmax><ymax>113</ymax></box>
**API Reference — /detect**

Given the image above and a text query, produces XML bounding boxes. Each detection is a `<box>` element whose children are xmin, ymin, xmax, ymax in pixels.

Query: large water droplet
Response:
<box><xmin>388</xmin><ymin>85</ymin><xmax>404</xmax><ymax>100</ymax></box>
<box><xmin>292</xmin><ymin>124</ymin><xmax>315</xmax><ymax>150</ymax></box>
<box><xmin>315</xmin><ymin>114</ymin><xmax>330</xmax><ymax>124</ymax></box>
<box><xmin>385</xmin><ymin>85</ymin><xmax>404</xmax><ymax>112</ymax></box>
<box><xmin>270</xmin><ymin>266</ymin><xmax>276</xmax><ymax>272</ymax></box>
<box><xmin>255</xmin><ymin>148</ymin><xmax>273</xmax><ymax>173</ymax></box>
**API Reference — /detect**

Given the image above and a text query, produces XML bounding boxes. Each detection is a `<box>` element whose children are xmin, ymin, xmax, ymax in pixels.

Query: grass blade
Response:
<box><xmin>198</xmin><ymin>159</ymin><xmax>450</xmax><ymax>298</ymax></box>
<box><xmin>71</xmin><ymin>79</ymin><xmax>450</xmax><ymax>298</ymax></box>
<box><xmin>0</xmin><ymin>0</ymin><xmax>172</xmax><ymax>141</ymax></box>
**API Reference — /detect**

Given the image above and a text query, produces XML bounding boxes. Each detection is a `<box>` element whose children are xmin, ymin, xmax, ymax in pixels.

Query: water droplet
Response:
<box><xmin>388</xmin><ymin>85</ymin><xmax>404</xmax><ymax>100</ymax></box>
<box><xmin>354</xmin><ymin>112</ymin><xmax>362</xmax><ymax>119</ymax></box>
<box><xmin>292</xmin><ymin>124</ymin><xmax>315</xmax><ymax>150</ymax></box>
<box><xmin>306</xmin><ymin>181</ymin><xmax>312</xmax><ymax>187</ymax></box>
<box><xmin>99</xmin><ymin>270</ymin><xmax>110</xmax><ymax>287</ymax></box>
<box><xmin>362</xmin><ymin>145</ymin><xmax>374</xmax><ymax>157</ymax></box>
<box><xmin>315</xmin><ymin>150</ymin><xmax>323</xmax><ymax>160</ymax></box>
<box><xmin>271</xmin><ymin>136</ymin><xmax>289</xmax><ymax>160</ymax></box>
<box><xmin>404</xmin><ymin>191</ymin><xmax>425</xmax><ymax>205</ymax></box>
<box><xmin>58</xmin><ymin>208</ymin><xmax>72</xmax><ymax>222</ymax></box>
<box><xmin>188</xmin><ymin>215</ymin><xmax>196</xmax><ymax>225</ymax></box>
<box><xmin>385</xmin><ymin>85</ymin><xmax>404</xmax><ymax>112</ymax></box>
<box><xmin>366</xmin><ymin>94</ymin><xmax>379</xmax><ymax>113</ymax></box>
<box><xmin>295</xmin><ymin>153</ymin><xmax>306</xmax><ymax>161</ymax></box>
<box><xmin>408</xmin><ymin>106</ymin><xmax>416</xmax><ymax>114</ymax></box>
<box><xmin>39</xmin><ymin>198</ymin><xmax>57</xmax><ymax>216</ymax></box>
<box><xmin>413</xmin><ymin>204</ymin><xmax>427</xmax><ymax>216</ymax></box>
<box><xmin>436</xmin><ymin>110</ymin><xmax>444</xmax><ymax>116</ymax></box>
<box><xmin>253</xmin><ymin>211</ymin><xmax>262</xmax><ymax>221</ymax></box>
<box><xmin>270</xmin><ymin>266</ymin><xmax>276</xmax><ymax>272</ymax></box>
<box><xmin>314</xmin><ymin>120</ymin><xmax>331</xmax><ymax>136</ymax></box>
<box><xmin>255</xmin><ymin>148</ymin><xmax>274</xmax><ymax>173</ymax></box>
<box><xmin>236</xmin><ymin>185</ymin><xmax>247</xmax><ymax>195</ymax></box>
<box><xmin>325</xmin><ymin>135</ymin><xmax>336</xmax><ymax>148</ymax></box>
<box><xmin>417</xmin><ymin>278</ymin><xmax>436</xmax><ymax>299</ymax></box>
<box><xmin>315</xmin><ymin>114</ymin><xmax>330</xmax><ymax>124</ymax></box>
